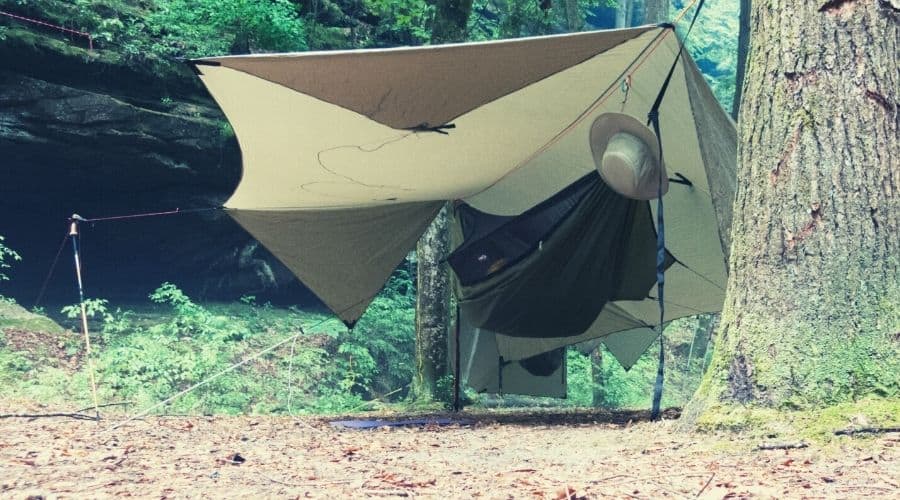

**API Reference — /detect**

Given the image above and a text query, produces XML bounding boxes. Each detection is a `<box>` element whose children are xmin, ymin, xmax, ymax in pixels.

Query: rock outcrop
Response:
<box><xmin>0</xmin><ymin>23</ymin><xmax>307</xmax><ymax>305</ymax></box>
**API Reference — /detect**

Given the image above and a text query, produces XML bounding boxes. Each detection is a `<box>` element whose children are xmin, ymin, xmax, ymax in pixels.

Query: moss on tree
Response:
<box><xmin>683</xmin><ymin>0</ymin><xmax>899</xmax><ymax>431</ymax></box>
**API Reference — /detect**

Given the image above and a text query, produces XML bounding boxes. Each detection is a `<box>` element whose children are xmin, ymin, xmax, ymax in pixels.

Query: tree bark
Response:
<box><xmin>563</xmin><ymin>0</ymin><xmax>584</xmax><ymax>31</ymax></box>
<box><xmin>413</xmin><ymin>205</ymin><xmax>452</xmax><ymax>401</ymax></box>
<box><xmin>731</xmin><ymin>0</ymin><xmax>751</xmax><ymax>119</ymax></box>
<box><xmin>412</xmin><ymin>0</ymin><xmax>473</xmax><ymax>403</ymax></box>
<box><xmin>684</xmin><ymin>1</ymin><xmax>900</xmax><ymax>421</ymax></box>
<box><xmin>643</xmin><ymin>0</ymin><xmax>669</xmax><ymax>24</ymax></box>
<box><xmin>615</xmin><ymin>0</ymin><xmax>632</xmax><ymax>28</ymax></box>
<box><xmin>413</xmin><ymin>0</ymin><xmax>473</xmax><ymax>404</ymax></box>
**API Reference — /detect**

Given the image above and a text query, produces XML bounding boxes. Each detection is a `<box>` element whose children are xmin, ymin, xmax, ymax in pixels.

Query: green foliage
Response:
<box><xmin>5</xmin><ymin>0</ymin><xmax>740</xmax><ymax>116</ymax></box>
<box><xmin>4</xmin><ymin>0</ymin><xmax>307</xmax><ymax>67</ymax></box>
<box><xmin>434</xmin><ymin>374</ymin><xmax>455</xmax><ymax>407</ymax></box>
<box><xmin>330</xmin><ymin>271</ymin><xmax>417</xmax><ymax>399</ymax></box>
<box><xmin>143</xmin><ymin>0</ymin><xmax>307</xmax><ymax>58</ymax></box>
<box><xmin>563</xmin><ymin>349</ymin><xmax>593</xmax><ymax>406</ymax></box>
<box><xmin>3</xmin><ymin>280</ymin><xmax>419</xmax><ymax>415</ymax></box>
<box><xmin>467</xmin><ymin>0</ymin><xmax>631</xmax><ymax>41</ymax></box>
<box><xmin>61</xmin><ymin>298</ymin><xmax>112</xmax><ymax>322</ymax></box>
<box><xmin>0</xmin><ymin>349</ymin><xmax>33</xmax><ymax>385</ymax></box>
<box><xmin>677</xmin><ymin>0</ymin><xmax>739</xmax><ymax>110</ymax></box>
<box><xmin>497</xmin><ymin>0</ymin><xmax>554</xmax><ymax>39</ymax></box>
<box><xmin>0</xmin><ymin>235</ymin><xmax>21</xmax><ymax>284</ymax></box>
<box><xmin>147</xmin><ymin>282</ymin><xmax>240</xmax><ymax>340</ymax></box>
<box><xmin>362</xmin><ymin>0</ymin><xmax>432</xmax><ymax>45</ymax></box>
<box><xmin>566</xmin><ymin>315</ymin><xmax>716</xmax><ymax>409</ymax></box>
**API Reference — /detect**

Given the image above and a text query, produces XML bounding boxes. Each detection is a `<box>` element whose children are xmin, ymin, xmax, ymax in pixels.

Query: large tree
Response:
<box><xmin>685</xmin><ymin>0</ymin><xmax>899</xmax><ymax>421</ymax></box>
<box><xmin>412</xmin><ymin>0</ymin><xmax>474</xmax><ymax>402</ymax></box>
<box><xmin>431</xmin><ymin>0</ymin><xmax>475</xmax><ymax>43</ymax></box>
<box><xmin>615</xmin><ymin>0</ymin><xmax>634</xmax><ymax>27</ymax></box>
<box><xmin>413</xmin><ymin>205</ymin><xmax>452</xmax><ymax>401</ymax></box>
<box><xmin>643</xmin><ymin>0</ymin><xmax>669</xmax><ymax>24</ymax></box>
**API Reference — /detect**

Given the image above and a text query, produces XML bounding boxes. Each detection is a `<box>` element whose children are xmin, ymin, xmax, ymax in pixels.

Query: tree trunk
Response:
<box><xmin>684</xmin><ymin>1</ymin><xmax>900</xmax><ymax>422</ymax></box>
<box><xmin>615</xmin><ymin>0</ymin><xmax>632</xmax><ymax>28</ymax></box>
<box><xmin>413</xmin><ymin>205</ymin><xmax>452</xmax><ymax>401</ymax></box>
<box><xmin>731</xmin><ymin>0</ymin><xmax>751</xmax><ymax>119</ymax></box>
<box><xmin>563</xmin><ymin>0</ymin><xmax>583</xmax><ymax>31</ymax></box>
<box><xmin>430</xmin><ymin>0</ymin><xmax>474</xmax><ymax>44</ymax></box>
<box><xmin>643</xmin><ymin>0</ymin><xmax>668</xmax><ymax>24</ymax></box>
<box><xmin>413</xmin><ymin>0</ymin><xmax>473</xmax><ymax>403</ymax></box>
<box><xmin>590</xmin><ymin>348</ymin><xmax>605</xmax><ymax>407</ymax></box>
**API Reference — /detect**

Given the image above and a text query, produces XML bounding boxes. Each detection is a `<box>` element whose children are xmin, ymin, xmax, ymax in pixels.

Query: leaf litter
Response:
<box><xmin>0</xmin><ymin>405</ymin><xmax>897</xmax><ymax>499</ymax></box>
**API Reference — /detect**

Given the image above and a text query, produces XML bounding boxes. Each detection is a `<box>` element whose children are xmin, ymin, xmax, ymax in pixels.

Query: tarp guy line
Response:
<box><xmin>0</xmin><ymin>9</ymin><xmax>93</xmax><ymax>50</ymax></box>
<box><xmin>103</xmin><ymin>283</ymin><xmax>397</xmax><ymax>432</ymax></box>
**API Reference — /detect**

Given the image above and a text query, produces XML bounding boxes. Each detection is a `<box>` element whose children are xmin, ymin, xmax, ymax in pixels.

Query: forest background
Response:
<box><xmin>0</xmin><ymin>0</ymin><xmax>797</xmax><ymax>418</ymax></box>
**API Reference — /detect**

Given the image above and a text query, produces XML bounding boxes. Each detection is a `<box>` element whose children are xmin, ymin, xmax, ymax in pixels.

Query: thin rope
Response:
<box><xmin>0</xmin><ymin>9</ymin><xmax>93</xmax><ymax>50</ymax></box>
<box><xmin>32</xmin><ymin>230</ymin><xmax>69</xmax><ymax>310</ymax></box>
<box><xmin>676</xmin><ymin>260</ymin><xmax>726</xmax><ymax>292</ymax></box>
<box><xmin>624</xmin><ymin>32</ymin><xmax>672</xmax><ymax>82</ymax></box>
<box><xmin>32</xmin><ymin>206</ymin><xmax>218</xmax><ymax>309</ymax></box>
<box><xmin>673</xmin><ymin>0</ymin><xmax>703</xmax><ymax>23</ymax></box>
<box><xmin>102</xmin><ymin>297</ymin><xmax>372</xmax><ymax>432</ymax></box>
<box><xmin>79</xmin><ymin>207</ymin><xmax>220</xmax><ymax>224</ymax></box>
<box><xmin>104</xmin><ymin>326</ymin><xmax>307</xmax><ymax>432</ymax></box>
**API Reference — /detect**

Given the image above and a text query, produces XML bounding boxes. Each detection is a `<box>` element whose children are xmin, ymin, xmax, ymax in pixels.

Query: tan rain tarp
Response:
<box><xmin>192</xmin><ymin>24</ymin><xmax>736</xmax><ymax>384</ymax></box>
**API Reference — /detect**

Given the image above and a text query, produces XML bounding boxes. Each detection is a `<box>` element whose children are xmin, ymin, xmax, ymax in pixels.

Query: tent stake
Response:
<box><xmin>69</xmin><ymin>216</ymin><xmax>101</xmax><ymax>422</ymax></box>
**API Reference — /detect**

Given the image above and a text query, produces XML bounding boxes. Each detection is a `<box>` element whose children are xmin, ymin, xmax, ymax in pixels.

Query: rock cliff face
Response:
<box><xmin>0</xmin><ymin>24</ymin><xmax>310</xmax><ymax>306</ymax></box>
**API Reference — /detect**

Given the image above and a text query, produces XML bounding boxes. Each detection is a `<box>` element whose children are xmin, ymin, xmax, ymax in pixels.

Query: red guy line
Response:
<box><xmin>0</xmin><ymin>9</ymin><xmax>93</xmax><ymax>50</ymax></box>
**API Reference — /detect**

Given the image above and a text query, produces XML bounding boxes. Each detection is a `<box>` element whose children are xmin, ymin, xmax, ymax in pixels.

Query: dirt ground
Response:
<box><xmin>0</xmin><ymin>408</ymin><xmax>897</xmax><ymax>499</ymax></box>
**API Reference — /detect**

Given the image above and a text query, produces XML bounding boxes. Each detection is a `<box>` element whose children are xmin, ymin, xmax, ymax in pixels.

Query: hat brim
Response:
<box><xmin>589</xmin><ymin>112</ymin><xmax>664</xmax><ymax>173</ymax></box>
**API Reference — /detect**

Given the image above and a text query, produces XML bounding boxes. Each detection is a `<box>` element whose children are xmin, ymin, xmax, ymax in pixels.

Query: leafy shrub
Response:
<box><xmin>362</xmin><ymin>0</ymin><xmax>432</xmax><ymax>46</ymax></box>
<box><xmin>10</xmin><ymin>280</ymin><xmax>419</xmax><ymax>415</ymax></box>
<box><xmin>567</xmin><ymin>316</ymin><xmax>717</xmax><ymax>409</ymax></box>
<box><xmin>0</xmin><ymin>349</ymin><xmax>32</xmax><ymax>383</ymax></box>
<box><xmin>143</xmin><ymin>0</ymin><xmax>307</xmax><ymax>57</ymax></box>
<box><xmin>340</xmin><ymin>273</ymin><xmax>416</xmax><ymax>399</ymax></box>
<box><xmin>61</xmin><ymin>298</ymin><xmax>112</xmax><ymax>322</ymax></box>
<box><xmin>0</xmin><ymin>235</ymin><xmax>21</xmax><ymax>284</ymax></box>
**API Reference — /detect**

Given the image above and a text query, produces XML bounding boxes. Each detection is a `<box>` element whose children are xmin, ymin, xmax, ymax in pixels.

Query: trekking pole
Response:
<box><xmin>69</xmin><ymin>215</ymin><xmax>101</xmax><ymax>421</ymax></box>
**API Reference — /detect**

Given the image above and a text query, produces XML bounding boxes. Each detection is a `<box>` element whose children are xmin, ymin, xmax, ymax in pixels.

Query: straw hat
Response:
<box><xmin>589</xmin><ymin>112</ymin><xmax>669</xmax><ymax>200</ymax></box>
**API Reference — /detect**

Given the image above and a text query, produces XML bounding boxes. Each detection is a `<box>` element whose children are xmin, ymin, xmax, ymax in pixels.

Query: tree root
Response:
<box><xmin>835</xmin><ymin>427</ymin><xmax>900</xmax><ymax>436</ymax></box>
<box><xmin>756</xmin><ymin>441</ymin><xmax>808</xmax><ymax>450</ymax></box>
<box><xmin>0</xmin><ymin>412</ymin><xmax>98</xmax><ymax>421</ymax></box>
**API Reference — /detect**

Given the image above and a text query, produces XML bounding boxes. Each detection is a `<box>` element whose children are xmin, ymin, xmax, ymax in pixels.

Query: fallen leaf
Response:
<box><xmin>216</xmin><ymin>452</ymin><xmax>245</xmax><ymax>465</ymax></box>
<box><xmin>554</xmin><ymin>485</ymin><xmax>583</xmax><ymax>499</ymax></box>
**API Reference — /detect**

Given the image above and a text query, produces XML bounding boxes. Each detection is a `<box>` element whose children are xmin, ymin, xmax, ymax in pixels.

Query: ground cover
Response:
<box><xmin>1</xmin><ymin>406</ymin><xmax>897</xmax><ymax>499</ymax></box>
